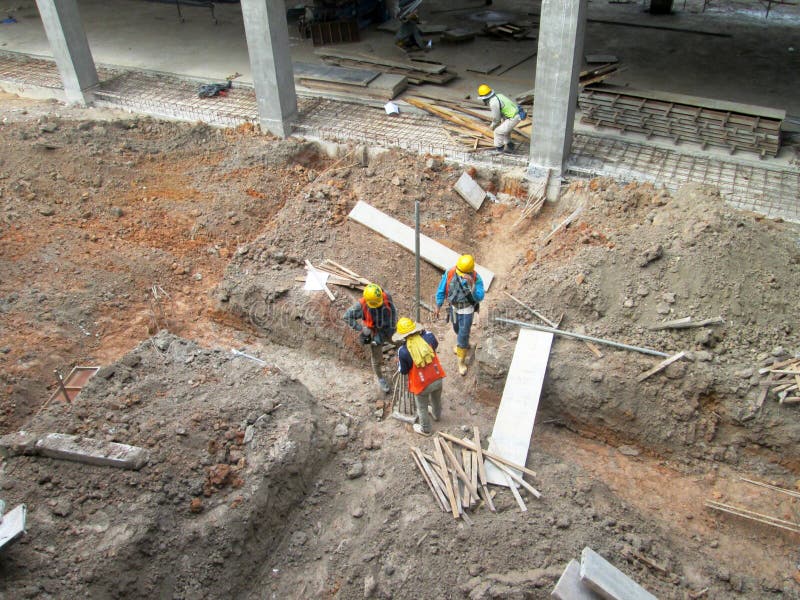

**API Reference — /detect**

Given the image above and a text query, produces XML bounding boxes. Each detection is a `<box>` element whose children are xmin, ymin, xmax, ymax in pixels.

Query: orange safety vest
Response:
<box><xmin>358</xmin><ymin>292</ymin><xmax>392</xmax><ymax>330</ymax></box>
<box><xmin>408</xmin><ymin>354</ymin><xmax>446</xmax><ymax>395</ymax></box>
<box><xmin>445</xmin><ymin>268</ymin><xmax>477</xmax><ymax>301</ymax></box>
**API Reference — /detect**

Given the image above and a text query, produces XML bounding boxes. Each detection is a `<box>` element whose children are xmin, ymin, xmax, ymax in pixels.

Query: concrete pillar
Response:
<box><xmin>528</xmin><ymin>0</ymin><xmax>588</xmax><ymax>200</ymax></box>
<box><xmin>35</xmin><ymin>0</ymin><xmax>98</xmax><ymax>105</ymax></box>
<box><xmin>240</xmin><ymin>0</ymin><xmax>297</xmax><ymax>137</ymax></box>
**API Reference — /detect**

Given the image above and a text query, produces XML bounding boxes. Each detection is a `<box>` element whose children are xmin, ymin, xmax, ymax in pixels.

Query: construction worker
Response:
<box><xmin>393</xmin><ymin>317</ymin><xmax>446</xmax><ymax>436</ymax></box>
<box><xmin>477</xmin><ymin>84</ymin><xmax>526</xmax><ymax>154</ymax></box>
<box><xmin>434</xmin><ymin>254</ymin><xmax>485</xmax><ymax>376</ymax></box>
<box><xmin>343</xmin><ymin>283</ymin><xmax>397</xmax><ymax>394</ymax></box>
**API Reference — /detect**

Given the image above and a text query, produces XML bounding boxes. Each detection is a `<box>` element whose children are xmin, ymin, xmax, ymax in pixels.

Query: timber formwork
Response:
<box><xmin>579</xmin><ymin>86</ymin><xmax>784</xmax><ymax>158</ymax></box>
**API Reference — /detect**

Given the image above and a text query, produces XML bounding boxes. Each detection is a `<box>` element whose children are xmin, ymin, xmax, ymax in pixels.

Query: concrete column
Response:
<box><xmin>35</xmin><ymin>0</ymin><xmax>98</xmax><ymax>105</ymax></box>
<box><xmin>240</xmin><ymin>0</ymin><xmax>297</xmax><ymax>137</ymax></box>
<box><xmin>528</xmin><ymin>0</ymin><xmax>588</xmax><ymax>200</ymax></box>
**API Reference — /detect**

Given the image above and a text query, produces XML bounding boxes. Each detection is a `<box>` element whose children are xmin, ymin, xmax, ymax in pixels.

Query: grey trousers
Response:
<box><xmin>414</xmin><ymin>378</ymin><xmax>443</xmax><ymax>433</ymax></box>
<box><xmin>369</xmin><ymin>343</ymin><xmax>384</xmax><ymax>380</ymax></box>
<box><xmin>494</xmin><ymin>115</ymin><xmax>521</xmax><ymax>147</ymax></box>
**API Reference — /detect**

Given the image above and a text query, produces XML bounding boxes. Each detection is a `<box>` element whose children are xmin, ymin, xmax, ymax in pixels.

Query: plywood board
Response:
<box><xmin>348</xmin><ymin>200</ymin><xmax>495</xmax><ymax>288</ymax></box>
<box><xmin>454</xmin><ymin>172</ymin><xmax>486</xmax><ymax>210</ymax></box>
<box><xmin>485</xmin><ymin>328</ymin><xmax>553</xmax><ymax>486</ymax></box>
<box><xmin>552</xmin><ymin>559</ymin><xmax>602</xmax><ymax>600</ymax></box>
<box><xmin>293</xmin><ymin>62</ymin><xmax>379</xmax><ymax>87</ymax></box>
<box><xmin>580</xmin><ymin>547</ymin><xmax>657</xmax><ymax>600</ymax></box>
<box><xmin>0</xmin><ymin>504</ymin><xmax>26</xmax><ymax>550</ymax></box>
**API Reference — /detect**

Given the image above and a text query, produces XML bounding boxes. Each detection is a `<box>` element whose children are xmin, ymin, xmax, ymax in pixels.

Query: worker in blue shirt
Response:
<box><xmin>433</xmin><ymin>254</ymin><xmax>485</xmax><ymax>375</ymax></box>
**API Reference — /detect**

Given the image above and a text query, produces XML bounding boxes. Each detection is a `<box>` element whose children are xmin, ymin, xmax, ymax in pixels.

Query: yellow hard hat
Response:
<box><xmin>393</xmin><ymin>317</ymin><xmax>423</xmax><ymax>342</ymax></box>
<box><xmin>396</xmin><ymin>317</ymin><xmax>417</xmax><ymax>336</ymax></box>
<box><xmin>363</xmin><ymin>283</ymin><xmax>384</xmax><ymax>308</ymax></box>
<box><xmin>477</xmin><ymin>84</ymin><xmax>493</xmax><ymax>99</ymax></box>
<box><xmin>456</xmin><ymin>254</ymin><xmax>475</xmax><ymax>274</ymax></box>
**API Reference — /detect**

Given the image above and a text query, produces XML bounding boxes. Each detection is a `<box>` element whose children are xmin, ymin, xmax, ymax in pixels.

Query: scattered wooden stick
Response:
<box><xmin>705</xmin><ymin>500</ymin><xmax>800</xmax><ymax>534</ymax></box>
<box><xmin>473</xmin><ymin>427</ymin><xmax>496</xmax><ymax>512</ymax></box>
<box><xmin>740</xmin><ymin>477</ymin><xmax>800</xmax><ymax>499</ymax></box>
<box><xmin>438</xmin><ymin>431</ymin><xmax>537</xmax><ymax>479</ymax></box>
<box><xmin>503</xmin><ymin>471</ymin><xmax>527</xmax><ymax>512</ymax></box>
<box><xmin>487</xmin><ymin>457</ymin><xmax>542</xmax><ymax>499</ymax></box>
<box><xmin>434</xmin><ymin>437</ymin><xmax>460</xmax><ymax>519</ymax></box>
<box><xmin>410</xmin><ymin>448</ymin><xmax>447</xmax><ymax>512</ymax></box>
<box><xmin>440</xmin><ymin>440</ymin><xmax>481</xmax><ymax>500</ymax></box>
<box><xmin>541</xmin><ymin>206</ymin><xmax>584</xmax><ymax>246</ymax></box>
<box><xmin>637</xmin><ymin>351</ymin><xmax>687</xmax><ymax>382</ymax></box>
<box><xmin>648</xmin><ymin>316</ymin><xmax>724</xmax><ymax>330</ymax></box>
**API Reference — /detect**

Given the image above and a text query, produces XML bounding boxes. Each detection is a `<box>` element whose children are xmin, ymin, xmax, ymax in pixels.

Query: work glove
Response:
<box><xmin>433</xmin><ymin>306</ymin><xmax>441</xmax><ymax>320</ymax></box>
<box><xmin>359</xmin><ymin>326</ymin><xmax>372</xmax><ymax>345</ymax></box>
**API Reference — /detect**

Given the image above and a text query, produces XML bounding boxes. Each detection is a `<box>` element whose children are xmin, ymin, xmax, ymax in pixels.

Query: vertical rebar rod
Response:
<box><xmin>414</xmin><ymin>200</ymin><xmax>421</xmax><ymax>323</ymax></box>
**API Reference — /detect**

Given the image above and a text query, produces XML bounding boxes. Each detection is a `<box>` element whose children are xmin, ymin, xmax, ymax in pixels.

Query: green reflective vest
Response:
<box><xmin>496</xmin><ymin>93</ymin><xmax>520</xmax><ymax>119</ymax></box>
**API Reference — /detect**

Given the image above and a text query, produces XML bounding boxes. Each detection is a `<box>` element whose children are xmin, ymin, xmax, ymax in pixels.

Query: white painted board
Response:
<box><xmin>0</xmin><ymin>504</ymin><xmax>26</xmax><ymax>550</ymax></box>
<box><xmin>454</xmin><ymin>172</ymin><xmax>486</xmax><ymax>211</ymax></box>
<box><xmin>485</xmin><ymin>328</ymin><xmax>553</xmax><ymax>486</ymax></box>
<box><xmin>580</xmin><ymin>547</ymin><xmax>657</xmax><ymax>600</ymax></box>
<box><xmin>552</xmin><ymin>559</ymin><xmax>603</xmax><ymax>600</ymax></box>
<box><xmin>348</xmin><ymin>200</ymin><xmax>495</xmax><ymax>289</ymax></box>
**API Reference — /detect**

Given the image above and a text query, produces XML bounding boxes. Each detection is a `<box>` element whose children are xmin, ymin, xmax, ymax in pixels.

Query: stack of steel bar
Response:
<box><xmin>579</xmin><ymin>85</ymin><xmax>784</xmax><ymax>157</ymax></box>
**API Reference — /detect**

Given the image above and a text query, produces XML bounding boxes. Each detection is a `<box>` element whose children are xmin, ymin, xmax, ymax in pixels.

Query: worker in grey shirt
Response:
<box><xmin>343</xmin><ymin>283</ymin><xmax>397</xmax><ymax>394</ymax></box>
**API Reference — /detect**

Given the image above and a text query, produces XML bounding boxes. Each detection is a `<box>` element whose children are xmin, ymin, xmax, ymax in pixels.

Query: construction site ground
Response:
<box><xmin>1</xmin><ymin>91</ymin><xmax>800</xmax><ymax>599</ymax></box>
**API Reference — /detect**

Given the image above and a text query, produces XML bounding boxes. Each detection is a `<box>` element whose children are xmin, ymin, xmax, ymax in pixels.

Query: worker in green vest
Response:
<box><xmin>477</xmin><ymin>84</ymin><xmax>526</xmax><ymax>154</ymax></box>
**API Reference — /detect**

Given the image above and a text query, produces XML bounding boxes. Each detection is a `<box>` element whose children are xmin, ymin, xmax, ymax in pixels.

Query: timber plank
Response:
<box><xmin>485</xmin><ymin>329</ymin><xmax>553</xmax><ymax>487</ymax></box>
<box><xmin>348</xmin><ymin>200</ymin><xmax>495</xmax><ymax>288</ymax></box>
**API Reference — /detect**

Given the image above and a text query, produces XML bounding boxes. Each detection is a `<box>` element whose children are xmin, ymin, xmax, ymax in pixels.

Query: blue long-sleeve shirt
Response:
<box><xmin>435</xmin><ymin>270</ymin><xmax>485</xmax><ymax>308</ymax></box>
<box><xmin>397</xmin><ymin>331</ymin><xmax>439</xmax><ymax>374</ymax></box>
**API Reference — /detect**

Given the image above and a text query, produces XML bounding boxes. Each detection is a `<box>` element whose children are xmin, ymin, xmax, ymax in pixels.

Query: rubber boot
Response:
<box><xmin>456</xmin><ymin>346</ymin><xmax>468</xmax><ymax>376</ymax></box>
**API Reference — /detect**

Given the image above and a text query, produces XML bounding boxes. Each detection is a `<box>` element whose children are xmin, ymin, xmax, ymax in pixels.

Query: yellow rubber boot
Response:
<box><xmin>456</xmin><ymin>346</ymin><xmax>468</xmax><ymax>376</ymax></box>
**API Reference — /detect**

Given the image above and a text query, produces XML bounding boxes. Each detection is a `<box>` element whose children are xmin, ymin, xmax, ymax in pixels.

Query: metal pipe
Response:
<box><xmin>493</xmin><ymin>317</ymin><xmax>669</xmax><ymax>357</ymax></box>
<box><xmin>54</xmin><ymin>369</ymin><xmax>70</xmax><ymax>402</ymax></box>
<box><xmin>414</xmin><ymin>199</ymin><xmax>421</xmax><ymax>323</ymax></box>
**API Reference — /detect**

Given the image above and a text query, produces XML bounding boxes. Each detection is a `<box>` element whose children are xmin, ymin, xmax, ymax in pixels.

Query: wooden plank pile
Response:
<box><xmin>409</xmin><ymin>428</ymin><xmax>541</xmax><ymax>521</ymax></box>
<box><xmin>757</xmin><ymin>356</ymin><xmax>800</xmax><ymax>405</ymax></box>
<box><xmin>405</xmin><ymin>96</ymin><xmax>530</xmax><ymax>151</ymax></box>
<box><xmin>316</xmin><ymin>48</ymin><xmax>456</xmax><ymax>85</ymax></box>
<box><xmin>579</xmin><ymin>84</ymin><xmax>784</xmax><ymax>157</ymax></box>
<box><xmin>579</xmin><ymin>62</ymin><xmax>621</xmax><ymax>87</ymax></box>
<box><xmin>294</xmin><ymin>62</ymin><xmax>408</xmax><ymax>100</ymax></box>
<box><xmin>482</xmin><ymin>22</ymin><xmax>535</xmax><ymax>40</ymax></box>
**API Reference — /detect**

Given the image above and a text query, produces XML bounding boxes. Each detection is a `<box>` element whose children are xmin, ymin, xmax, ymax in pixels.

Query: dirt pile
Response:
<box><xmin>0</xmin><ymin>331</ymin><xmax>332</xmax><ymax>598</ymax></box>
<box><xmin>0</xmin><ymin>106</ymin><xmax>314</xmax><ymax>431</ymax></box>
<box><xmin>216</xmin><ymin>149</ymin><xmax>504</xmax><ymax>360</ymax></box>
<box><xmin>484</xmin><ymin>180</ymin><xmax>800</xmax><ymax>469</ymax></box>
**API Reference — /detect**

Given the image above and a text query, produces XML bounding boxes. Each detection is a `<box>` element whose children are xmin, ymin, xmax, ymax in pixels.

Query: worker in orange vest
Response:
<box><xmin>434</xmin><ymin>254</ymin><xmax>485</xmax><ymax>375</ymax></box>
<box><xmin>394</xmin><ymin>317</ymin><xmax>446</xmax><ymax>436</ymax></box>
<box><xmin>343</xmin><ymin>283</ymin><xmax>397</xmax><ymax>394</ymax></box>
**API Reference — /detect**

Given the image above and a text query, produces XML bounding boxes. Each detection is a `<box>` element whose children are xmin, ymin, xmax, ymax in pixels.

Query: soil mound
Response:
<box><xmin>487</xmin><ymin>180</ymin><xmax>800</xmax><ymax>470</ymax></box>
<box><xmin>0</xmin><ymin>332</ymin><xmax>331</xmax><ymax>598</ymax></box>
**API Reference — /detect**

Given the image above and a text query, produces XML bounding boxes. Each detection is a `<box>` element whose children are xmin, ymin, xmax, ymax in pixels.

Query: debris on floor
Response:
<box><xmin>758</xmin><ymin>356</ymin><xmax>800</xmax><ymax>404</ymax></box>
<box><xmin>411</xmin><ymin>427</ymin><xmax>540</xmax><ymax>520</ymax></box>
<box><xmin>316</xmin><ymin>48</ymin><xmax>456</xmax><ymax>85</ymax></box>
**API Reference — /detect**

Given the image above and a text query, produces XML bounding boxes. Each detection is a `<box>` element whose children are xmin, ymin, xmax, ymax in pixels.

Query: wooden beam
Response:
<box><xmin>705</xmin><ymin>500</ymin><xmax>800</xmax><ymax>534</ymax></box>
<box><xmin>348</xmin><ymin>200</ymin><xmax>495</xmax><ymax>288</ymax></box>
<box><xmin>410</xmin><ymin>448</ymin><xmax>447</xmax><ymax>512</ymax></box>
